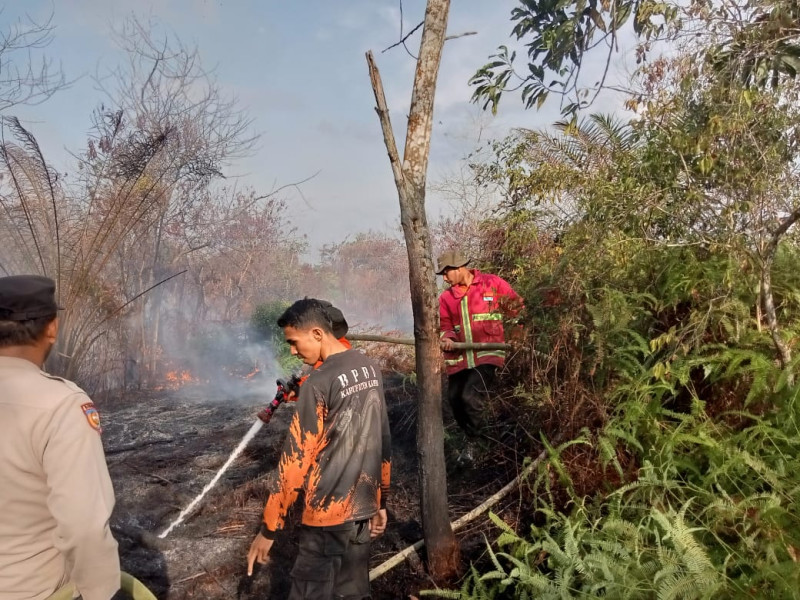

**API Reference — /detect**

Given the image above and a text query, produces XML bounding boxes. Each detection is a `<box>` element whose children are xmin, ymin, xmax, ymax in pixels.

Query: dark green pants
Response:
<box><xmin>447</xmin><ymin>364</ymin><xmax>498</xmax><ymax>437</ymax></box>
<box><xmin>289</xmin><ymin>520</ymin><xmax>371</xmax><ymax>600</ymax></box>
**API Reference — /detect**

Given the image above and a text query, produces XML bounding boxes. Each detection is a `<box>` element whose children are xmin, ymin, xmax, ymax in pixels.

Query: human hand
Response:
<box><xmin>256</xmin><ymin>407</ymin><xmax>273</xmax><ymax>424</ymax></box>
<box><xmin>440</xmin><ymin>338</ymin><xmax>455</xmax><ymax>352</ymax></box>
<box><xmin>247</xmin><ymin>533</ymin><xmax>274</xmax><ymax>576</ymax></box>
<box><xmin>369</xmin><ymin>509</ymin><xmax>388</xmax><ymax>539</ymax></box>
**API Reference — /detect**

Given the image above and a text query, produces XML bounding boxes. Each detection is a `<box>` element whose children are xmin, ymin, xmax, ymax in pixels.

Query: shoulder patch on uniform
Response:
<box><xmin>81</xmin><ymin>402</ymin><xmax>102</xmax><ymax>433</ymax></box>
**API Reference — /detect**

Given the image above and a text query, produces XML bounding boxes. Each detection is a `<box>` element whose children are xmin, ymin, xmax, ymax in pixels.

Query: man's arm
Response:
<box><xmin>492</xmin><ymin>276</ymin><xmax>524</xmax><ymax>345</ymax></box>
<box><xmin>44</xmin><ymin>394</ymin><xmax>120</xmax><ymax>600</ymax></box>
<box><xmin>379</xmin><ymin>390</ymin><xmax>391</xmax><ymax>511</ymax></box>
<box><xmin>373</xmin><ymin>382</ymin><xmax>392</xmax><ymax>539</ymax></box>
<box><xmin>247</xmin><ymin>534</ymin><xmax>274</xmax><ymax>575</ymax></box>
<box><xmin>249</xmin><ymin>383</ymin><xmax>325</xmax><ymax>568</ymax></box>
<box><xmin>439</xmin><ymin>294</ymin><xmax>459</xmax><ymax>352</ymax></box>
<box><xmin>370</xmin><ymin>509</ymin><xmax>388</xmax><ymax>539</ymax></box>
<box><xmin>494</xmin><ymin>276</ymin><xmax>523</xmax><ymax>315</ymax></box>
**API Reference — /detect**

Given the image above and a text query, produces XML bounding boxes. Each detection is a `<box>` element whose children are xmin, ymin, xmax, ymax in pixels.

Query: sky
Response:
<box><xmin>3</xmin><ymin>0</ymin><xmax>634</xmax><ymax>260</ymax></box>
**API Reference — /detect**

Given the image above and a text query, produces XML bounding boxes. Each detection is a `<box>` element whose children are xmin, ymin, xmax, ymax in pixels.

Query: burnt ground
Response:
<box><xmin>101</xmin><ymin>375</ymin><xmax>534</xmax><ymax>599</ymax></box>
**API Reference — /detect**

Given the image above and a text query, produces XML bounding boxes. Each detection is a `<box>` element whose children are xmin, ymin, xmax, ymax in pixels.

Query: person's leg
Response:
<box><xmin>460</xmin><ymin>364</ymin><xmax>498</xmax><ymax>437</ymax></box>
<box><xmin>289</xmin><ymin>526</ymin><xmax>347</xmax><ymax>600</ymax></box>
<box><xmin>334</xmin><ymin>520</ymin><xmax>372</xmax><ymax>600</ymax></box>
<box><xmin>446</xmin><ymin>370</ymin><xmax>471</xmax><ymax>433</ymax></box>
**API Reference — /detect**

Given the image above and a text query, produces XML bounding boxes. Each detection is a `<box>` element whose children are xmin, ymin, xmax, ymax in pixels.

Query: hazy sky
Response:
<box><xmin>4</xmin><ymin>1</ymin><xmax>632</xmax><ymax>259</ymax></box>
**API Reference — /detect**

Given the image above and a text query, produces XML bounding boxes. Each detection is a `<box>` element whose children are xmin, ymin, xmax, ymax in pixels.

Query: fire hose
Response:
<box><xmin>158</xmin><ymin>377</ymin><xmax>301</xmax><ymax>539</ymax></box>
<box><xmin>257</xmin><ymin>335</ymin><xmax>517</xmax><ymax>423</ymax></box>
<box><xmin>256</xmin><ymin>374</ymin><xmax>302</xmax><ymax>424</ymax></box>
<box><xmin>255</xmin><ymin>336</ymin><xmax>514</xmax><ymax>425</ymax></box>
<box><xmin>159</xmin><ymin>335</ymin><xmax>521</xmax><ymax>539</ymax></box>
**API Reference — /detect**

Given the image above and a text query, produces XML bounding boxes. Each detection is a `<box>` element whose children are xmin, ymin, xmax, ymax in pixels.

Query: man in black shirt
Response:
<box><xmin>247</xmin><ymin>298</ymin><xmax>391</xmax><ymax>600</ymax></box>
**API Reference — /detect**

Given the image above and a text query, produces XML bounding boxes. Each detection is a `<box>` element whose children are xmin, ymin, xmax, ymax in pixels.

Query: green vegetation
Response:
<box><xmin>472</xmin><ymin>0</ymin><xmax>800</xmax><ymax>115</ymax></box>
<box><xmin>429</xmin><ymin>239</ymin><xmax>800</xmax><ymax>595</ymax></box>
<box><xmin>430</xmin><ymin>0</ymin><xmax>800</xmax><ymax>596</ymax></box>
<box><xmin>250</xmin><ymin>301</ymin><xmax>301</xmax><ymax>374</ymax></box>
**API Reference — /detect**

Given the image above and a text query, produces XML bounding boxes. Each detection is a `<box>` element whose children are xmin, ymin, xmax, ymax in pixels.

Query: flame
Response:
<box><xmin>153</xmin><ymin>369</ymin><xmax>199</xmax><ymax>390</ymax></box>
<box><xmin>166</xmin><ymin>370</ymin><xmax>195</xmax><ymax>383</ymax></box>
<box><xmin>244</xmin><ymin>367</ymin><xmax>261</xmax><ymax>379</ymax></box>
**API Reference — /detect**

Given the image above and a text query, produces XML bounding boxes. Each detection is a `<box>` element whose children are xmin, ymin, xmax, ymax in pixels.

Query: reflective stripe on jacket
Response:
<box><xmin>439</xmin><ymin>270</ymin><xmax>520</xmax><ymax>376</ymax></box>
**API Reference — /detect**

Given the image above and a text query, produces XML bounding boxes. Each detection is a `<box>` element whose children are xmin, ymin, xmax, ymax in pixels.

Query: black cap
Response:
<box><xmin>0</xmin><ymin>275</ymin><xmax>61</xmax><ymax>321</ymax></box>
<box><xmin>319</xmin><ymin>300</ymin><xmax>348</xmax><ymax>339</ymax></box>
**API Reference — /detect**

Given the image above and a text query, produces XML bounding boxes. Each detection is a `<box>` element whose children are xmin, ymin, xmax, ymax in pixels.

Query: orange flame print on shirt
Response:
<box><xmin>379</xmin><ymin>459</ymin><xmax>392</xmax><ymax>505</ymax></box>
<box><xmin>301</xmin><ymin>468</ymin><xmax>358</xmax><ymax>526</ymax></box>
<box><xmin>262</xmin><ymin>399</ymin><xmax>327</xmax><ymax>531</ymax></box>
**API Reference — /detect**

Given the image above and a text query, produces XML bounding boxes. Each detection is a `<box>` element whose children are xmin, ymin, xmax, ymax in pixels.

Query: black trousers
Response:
<box><xmin>446</xmin><ymin>364</ymin><xmax>498</xmax><ymax>437</ymax></box>
<box><xmin>289</xmin><ymin>520</ymin><xmax>371</xmax><ymax>600</ymax></box>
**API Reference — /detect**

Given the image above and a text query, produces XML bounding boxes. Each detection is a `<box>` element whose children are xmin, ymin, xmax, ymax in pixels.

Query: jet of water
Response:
<box><xmin>158</xmin><ymin>419</ymin><xmax>264</xmax><ymax>539</ymax></box>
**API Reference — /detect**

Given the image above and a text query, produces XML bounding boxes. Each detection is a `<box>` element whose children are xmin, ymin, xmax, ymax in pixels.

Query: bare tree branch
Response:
<box><xmin>0</xmin><ymin>8</ymin><xmax>67</xmax><ymax>112</ymax></box>
<box><xmin>382</xmin><ymin>20</ymin><xmax>424</xmax><ymax>54</ymax></box>
<box><xmin>445</xmin><ymin>31</ymin><xmax>477</xmax><ymax>41</ymax></box>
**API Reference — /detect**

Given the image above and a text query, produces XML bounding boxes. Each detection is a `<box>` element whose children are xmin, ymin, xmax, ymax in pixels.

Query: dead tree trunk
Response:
<box><xmin>366</xmin><ymin>0</ymin><xmax>458</xmax><ymax>580</ymax></box>
<box><xmin>760</xmin><ymin>205</ymin><xmax>800</xmax><ymax>375</ymax></box>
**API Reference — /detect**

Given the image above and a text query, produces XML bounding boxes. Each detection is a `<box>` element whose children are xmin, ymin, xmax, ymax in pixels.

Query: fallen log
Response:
<box><xmin>368</xmin><ymin>448</ymin><xmax>547</xmax><ymax>582</ymax></box>
<box><xmin>174</xmin><ymin>573</ymin><xmax>206</xmax><ymax>585</ymax></box>
<box><xmin>348</xmin><ymin>333</ymin><xmax>509</xmax><ymax>351</ymax></box>
<box><xmin>349</xmin><ymin>333</ymin><xmax>551</xmax><ymax>360</ymax></box>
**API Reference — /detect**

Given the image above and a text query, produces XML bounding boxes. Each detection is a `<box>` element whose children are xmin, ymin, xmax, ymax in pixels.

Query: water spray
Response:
<box><xmin>157</xmin><ymin>377</ymin><xmax>300</xmax><ymax>539</ymax></box>
<box><xmin>158</xmin><ymin>418</ymin><xmax>263</xmax><ymax>538</ymax></box>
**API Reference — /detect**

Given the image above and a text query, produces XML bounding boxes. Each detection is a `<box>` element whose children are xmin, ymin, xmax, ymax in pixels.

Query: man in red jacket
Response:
<box><xmin>437</xmin><ymin>251</ymin><xmax>521</xmax><ymax>462</ymax></box>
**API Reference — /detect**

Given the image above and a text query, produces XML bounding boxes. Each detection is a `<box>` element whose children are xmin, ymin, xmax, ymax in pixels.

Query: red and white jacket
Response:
<box><xmin>439</xmin><ymin>269</ymin><xmax>521</xmax><ymax>376</ymax></box>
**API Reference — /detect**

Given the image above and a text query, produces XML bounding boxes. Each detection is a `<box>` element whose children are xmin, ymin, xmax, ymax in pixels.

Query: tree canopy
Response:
<box><xmin>471</xmin><ymin>0</ymin><xmax>800</xmax><ymax>115</ymax></box>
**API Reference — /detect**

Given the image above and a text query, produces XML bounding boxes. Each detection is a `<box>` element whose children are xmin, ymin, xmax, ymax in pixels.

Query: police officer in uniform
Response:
<box><xmin>0</xmin><ymin>275</ymin><xmax>123</xmax><ymax>600</ymax></box>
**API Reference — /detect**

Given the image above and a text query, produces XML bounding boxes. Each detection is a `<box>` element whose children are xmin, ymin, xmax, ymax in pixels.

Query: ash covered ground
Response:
<box><xmin>101</xmin><ymin>376</ymin><xmax>526</xmax><ymax>599</ymax></box>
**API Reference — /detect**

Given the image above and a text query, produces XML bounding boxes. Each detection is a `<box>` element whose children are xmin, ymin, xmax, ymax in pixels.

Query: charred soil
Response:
<box><xmin>103</xmin><ymin>375</ymin><xmax>533</xmax><ymax>599</ymax></box>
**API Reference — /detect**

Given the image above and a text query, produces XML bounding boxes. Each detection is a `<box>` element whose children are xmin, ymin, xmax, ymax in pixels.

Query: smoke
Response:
<box><xmin>156</xmin><ymin>320</ymin><xmax>288</xmax><ymax>404</ymax></box>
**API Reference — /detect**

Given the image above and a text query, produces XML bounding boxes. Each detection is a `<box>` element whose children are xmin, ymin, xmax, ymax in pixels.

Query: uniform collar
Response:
<box><xmin>0</xmin><ymin>355</ymin><xmax>44</xmax><ymax>371</ymax></box>
<box><xmin>448</xmin><ymin>269</ymin><xmax>482</xmax><ymax>298</ymax></box>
